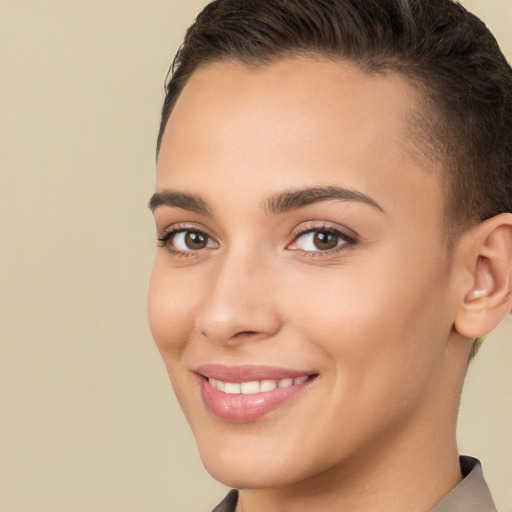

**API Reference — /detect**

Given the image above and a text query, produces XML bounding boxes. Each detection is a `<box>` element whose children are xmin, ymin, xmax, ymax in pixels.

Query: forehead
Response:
<box><xmin>158</xmin><ymin>58</ymin><xmax>444</xmax><ymax>228</ymax></box>
<box><xmin>164</xmin><ymin>58</ymin><xmax>418</xmax><ymax>158</ymax></box>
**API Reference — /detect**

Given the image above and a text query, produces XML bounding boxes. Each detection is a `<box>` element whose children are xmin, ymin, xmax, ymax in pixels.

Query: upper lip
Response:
<box><xmin>195</xmin><ymin>364</ymin><xmax>315</xmax><ymax>382</ymax></box>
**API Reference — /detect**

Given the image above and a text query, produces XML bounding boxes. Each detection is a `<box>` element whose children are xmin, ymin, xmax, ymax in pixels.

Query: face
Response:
<box><xmin>148</xmin><ymin>58</ymin><xmax>462</xmax><ymax>490</ymax></box>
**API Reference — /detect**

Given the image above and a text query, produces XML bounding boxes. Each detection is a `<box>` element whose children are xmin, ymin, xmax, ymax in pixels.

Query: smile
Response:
<box><xmin>196</xmin><ymin>365</ymin><xmax>316</xmax><ymax>422</ymax></box>
<box><xmin>208</xmin><ymin>376</ymin><xmax>309</xmax><ymax>394</ymax></box>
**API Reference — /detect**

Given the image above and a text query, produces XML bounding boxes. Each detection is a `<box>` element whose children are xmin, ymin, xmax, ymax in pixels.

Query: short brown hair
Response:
<box><xmin>157</xmin><ymin>0</ymin><xmax>512</xmax><ymax>238</ymax></box>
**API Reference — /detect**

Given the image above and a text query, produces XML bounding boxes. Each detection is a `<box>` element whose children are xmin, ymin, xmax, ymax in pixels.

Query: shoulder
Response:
<box><xmin>430</xmin><ymin>456</ymin><xmax>497</xmax><ymax>512</ymax></box>
<box><xmin>210</xmin><ymin>457</ymin><xmax>496</xmax><ymax>512</ymax></box>
<box><xmin>211</xmin><ymin>489</ymin><xmax>239</xmax><ymax>512</ymax></box>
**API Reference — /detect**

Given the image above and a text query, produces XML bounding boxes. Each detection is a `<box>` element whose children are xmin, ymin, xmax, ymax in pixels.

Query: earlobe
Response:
<box><xmin>465</xmin><ymin>289</ymin><xmax>486</xmax><ymax>301</ymax></box>
<box><xmin>455</xmin><ymin>213</ymin><xmax>512</xmax><ymax>339</ymax></box>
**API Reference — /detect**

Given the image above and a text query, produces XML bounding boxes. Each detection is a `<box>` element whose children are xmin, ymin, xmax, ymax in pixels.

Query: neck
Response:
<box><xmin>237</xmin><ymin>417</ymin><xmax>461</xmax><ymax>512</ymax></box>
<box><xmin>237</xmin><ymin>333</ymin><xmax>471</xmax><ymax>512</ymax></box>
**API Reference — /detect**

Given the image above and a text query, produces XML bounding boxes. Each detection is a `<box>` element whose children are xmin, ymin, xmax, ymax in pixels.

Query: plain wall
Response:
<box><xmin>0</xmin><ymin>1</ymin><xmax>510</xmax><ymax>511</ymax></box>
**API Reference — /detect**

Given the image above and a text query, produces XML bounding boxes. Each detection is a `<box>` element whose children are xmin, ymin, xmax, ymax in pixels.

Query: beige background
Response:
<box><xmin>0</xmin><ymin>1</ymin><xmax>510</xmax><ymax>511</ymax></box>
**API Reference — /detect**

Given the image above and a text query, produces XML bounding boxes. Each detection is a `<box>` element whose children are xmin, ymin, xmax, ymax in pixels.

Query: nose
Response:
<box><xmin>194</xmin><ymin>252</ymin><xmax>281</xmax><ymax>346</ymax></box>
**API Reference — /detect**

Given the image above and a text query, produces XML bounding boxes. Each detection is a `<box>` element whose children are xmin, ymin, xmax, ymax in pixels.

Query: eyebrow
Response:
<box><xmin>148</xmin><ymin>185</ymin><xmax>384</xmax><ymax>216</ymax></box>
<box><xmin>263</xmin><ymin>186</ymin><xmax>385</xmax><ymax>215</ymax></box>
<box><xmin>148</xmin><ymin>190</ymin><xmax>211</xmax><ymax>215</ymax></box>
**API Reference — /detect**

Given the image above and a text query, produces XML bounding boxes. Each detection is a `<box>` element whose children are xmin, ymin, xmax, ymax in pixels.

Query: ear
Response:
<box><xmin>454</xmin><ymin>213</ymin><xmax>512</xmax><ymax>339</ymax></box>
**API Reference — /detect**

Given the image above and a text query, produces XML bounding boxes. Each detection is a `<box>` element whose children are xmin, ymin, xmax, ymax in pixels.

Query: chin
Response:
<box><xmin>201</xmin><ymin>451</ymin><xmax>300</xmax><ymax>490</ymax></box>
<box><xmin>192</xmin><ymin>425</ymin><xmax>309</xmax><ymax>489</ymax></box>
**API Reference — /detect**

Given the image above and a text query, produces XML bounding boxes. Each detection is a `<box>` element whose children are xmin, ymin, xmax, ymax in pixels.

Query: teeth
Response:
<box><xmin>260</xmin><ymin>379</ymin><xmax>277</xmax><ymax>392</ymax></box>
<box><xmin>208</xmin><ymin>376</ymin><xmax>309</xmax><ymax>394</ymax></box>
<box><xmin>224</xmin><ymin>382</ymin><xmax>241</xmax><ymax>394</ymax></box>
<box><xmin>278</xmin><ymin>377</ymin><xmax>293</xmax><ymax>388</ymax></box>
<box><xmin>241</xmin><ymin>381</ymin><xmax>260</xmax><ymax>394</ymax></box>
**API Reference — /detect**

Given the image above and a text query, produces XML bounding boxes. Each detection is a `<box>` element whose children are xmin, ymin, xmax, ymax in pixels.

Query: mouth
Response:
<box><xmin>208</xmin><ymin>375</ymin><xmax>309</xmax><ymax>394</ymax></box>
<box><xmin>195</xmin><ymin>365</ymin><xmax>317</xmax><ymax>422</ymax></box>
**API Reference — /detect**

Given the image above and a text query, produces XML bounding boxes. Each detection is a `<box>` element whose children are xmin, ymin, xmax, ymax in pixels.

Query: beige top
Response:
<box><xmin>211</xmin><ymin>457</ymin><xmax>496</xmax><ymax>512</ymax></box>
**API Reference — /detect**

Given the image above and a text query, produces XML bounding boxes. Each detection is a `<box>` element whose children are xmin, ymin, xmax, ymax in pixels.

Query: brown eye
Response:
<box><xmin>287</xmin><ymin>227</ymin><xmax>355</xmax><ymax>253</ymax></box>
<box><xmin>159</xmin><ymin>229</ymin><xmax>218</xmax><ymax>253</ymax></box>
<box><xmin>313</xmin><ymin>231</ymin><xmax>339</xmax><ymax>250</ymax></box>
<box><xmin>183</xmin><ymin>231</ymin><xmax>209</xmax><ymax>250</ymax></box>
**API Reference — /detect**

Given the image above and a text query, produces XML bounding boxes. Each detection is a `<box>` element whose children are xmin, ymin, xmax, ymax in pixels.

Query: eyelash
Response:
<box><xmin>157</xmin><ymin>224</ymin><xmax>214</xmax><ymax>258</ymax></box>
<box><xmin>157</xmin><ymin>223</ymin><xmax>357</xmax><ymax>258</ymax></box>
<box><xmin>288</xmin><ymin>223</ymin><xmax>357</xmax><ymax>257</ymax></box>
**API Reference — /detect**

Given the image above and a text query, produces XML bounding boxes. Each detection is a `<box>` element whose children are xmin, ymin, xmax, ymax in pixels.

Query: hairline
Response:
<box><xmin>157</xmin><ymin>52</ymin><xmax>464</xmax><ymax>248</ymax></box>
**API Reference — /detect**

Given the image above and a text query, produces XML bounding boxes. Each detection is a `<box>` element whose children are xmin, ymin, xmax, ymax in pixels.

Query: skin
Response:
<box><xmin>148</xmin><ymin>58</ymin><xmax>476</xmax><ymax>512</ymax></box>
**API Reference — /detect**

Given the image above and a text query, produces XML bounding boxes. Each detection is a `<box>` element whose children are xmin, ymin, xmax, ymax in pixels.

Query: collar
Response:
<box><xmin>211</xmin><ymin>456</ymin><xmax>496</xmax><ymax>512</ymax></box>
<box><xmin>431</xmin><ymin>456</ymin><xmax>496</xmax><ymax>512</ymax></box>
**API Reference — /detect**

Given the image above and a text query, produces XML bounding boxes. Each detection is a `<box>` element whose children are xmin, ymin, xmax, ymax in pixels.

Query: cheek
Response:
<box><xmin>147</xmin><ymin>260</ymin><xmax>198</xmax><ymax>357</ymax></box>
<box><xmin>286</xmin><ymin>249</ymin><xmax>453</xmax><ymax>394</ymax></box>
<box><xmin>148</xmin><ymin>261</ymin><xmax>206</xmax><ymax>413</ymax></box>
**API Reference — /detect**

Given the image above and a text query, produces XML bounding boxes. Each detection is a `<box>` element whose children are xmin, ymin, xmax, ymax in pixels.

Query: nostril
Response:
<box><xmin>199</xmin><ymin>329</ymin><xmax>258</xmax><ymax>340</ymax></box>
<box><xmin>234</xmin><ymin>331</ymin><xmax>258</xmax><ymax>337</ymax></box>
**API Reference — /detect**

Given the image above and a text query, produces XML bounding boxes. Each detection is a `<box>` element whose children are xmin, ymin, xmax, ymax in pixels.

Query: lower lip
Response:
<box><xmin>199</xmin><ymin>377</ymin><xmax>313</xmax><ymax>422</ymax></box>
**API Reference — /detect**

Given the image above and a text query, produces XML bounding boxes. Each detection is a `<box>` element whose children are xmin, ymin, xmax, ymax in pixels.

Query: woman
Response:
<box><xmin>148</xmin><ymin>1</ymin><xmax>512</xmax><ymax>510</ymax></box>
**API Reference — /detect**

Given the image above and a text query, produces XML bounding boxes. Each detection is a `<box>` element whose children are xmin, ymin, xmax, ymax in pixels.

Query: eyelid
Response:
<box><xmin>157</xmin><ymin>221</ymin><xmax>212</xmax><ymax>239</ymax></box>
<box><xmin>157</xmin><ymin>222</ymin><xmax>219</xmax><ymax>255</ymax></box>
<box><xmin>286</xmin><ymin>221</ymin><xmax>357</xmax><ymax>254</ymax></box>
